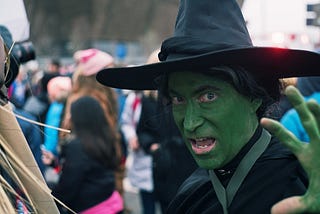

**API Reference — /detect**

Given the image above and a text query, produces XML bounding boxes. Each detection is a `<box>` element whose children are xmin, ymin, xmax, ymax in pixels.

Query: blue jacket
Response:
<box><xmin>43</xmin><ymin>102</ymin><xmax>64</xmax><ymax>155</ymax></box>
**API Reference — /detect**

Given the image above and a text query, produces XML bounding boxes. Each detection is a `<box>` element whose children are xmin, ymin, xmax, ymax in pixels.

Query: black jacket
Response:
<box><xmin>136</xmin><ymin>95</ymin><xmax>160</xmax><ymax>153</ymax></box>
<box><xmin>52</xmin><ymin>138</ymin><xmax>115</xmax><ymax>213</ymax></box>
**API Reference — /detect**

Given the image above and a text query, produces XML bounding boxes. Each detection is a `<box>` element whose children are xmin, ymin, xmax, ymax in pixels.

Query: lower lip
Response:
<box><xmin>191</xmin><ymin>142</ymin><xmax>216</xmax><ymax>155</ymax></box>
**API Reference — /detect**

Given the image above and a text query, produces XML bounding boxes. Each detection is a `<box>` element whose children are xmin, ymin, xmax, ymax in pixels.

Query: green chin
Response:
<box><xmin>192</xmin><ymin>154</ymin><xmax>223</xmax><ymax>170</ymax></box>
<box><xmin>185</xmin><ymin>144</ymin><xmax>223</xmax><ymax>169</ymax></box>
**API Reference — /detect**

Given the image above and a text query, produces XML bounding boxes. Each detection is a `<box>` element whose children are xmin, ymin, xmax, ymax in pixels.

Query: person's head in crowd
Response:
<box><xmin>47</xmin><ymin>58</ymin><xmax>61</xmax><ymax>74</ymax></box>
<box><xmin>72</xmin><ymin>48</ymin><xmax>114</xmax><ymax>87</ymax></box>
<box><xmin>47</xmin><ymin>76</ymin><xmax>72</xmax><ymax>103</ymax></box>
<box><xmin>70</xmin><ymin>48</ymin><xmax>118</xmax><ymax>127</ymax></box>
<box><xmin>70</xmin><ymin>96</ymin><xmax>119</xmax><ymax>169</ymax></box>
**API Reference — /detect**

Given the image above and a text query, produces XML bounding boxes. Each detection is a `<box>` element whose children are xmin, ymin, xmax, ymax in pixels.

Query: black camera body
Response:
<box><xmin>0</xmin><ymin>25</ymin><xmax>36</xmax><ymax>87</ymax></box>
<box><xmin>12</xmin><ymin>40</ymin><xmax>36</xmax><ymax>64</ymax></box>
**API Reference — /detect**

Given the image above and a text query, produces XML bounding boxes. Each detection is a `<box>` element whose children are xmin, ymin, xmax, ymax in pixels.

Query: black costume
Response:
<box><xmin>52</xmin><ymin>138</ymin><xmax>115</xmax><ymax>213</ymax></box>
<box><xmin>167</xmin><ymin>127</ymin><xmax>308</xmax><ymax>214</ymax></box>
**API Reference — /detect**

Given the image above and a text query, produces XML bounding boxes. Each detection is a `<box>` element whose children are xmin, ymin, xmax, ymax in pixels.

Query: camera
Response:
<box><xmin>12</xmin><ymin>40</ymin><xmax>36</xmax><ymax>64</ymax></box>
<box><xmin>0</xmin><ymin>25</ymin><xmax>36</xmax><ymax>87</ymax></box>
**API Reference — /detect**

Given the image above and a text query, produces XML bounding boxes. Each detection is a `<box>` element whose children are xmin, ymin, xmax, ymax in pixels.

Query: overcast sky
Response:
<box><xmin>242</xmin><ymin>0</ymin><xmax>320</xmax><ymax>48</ymax></box>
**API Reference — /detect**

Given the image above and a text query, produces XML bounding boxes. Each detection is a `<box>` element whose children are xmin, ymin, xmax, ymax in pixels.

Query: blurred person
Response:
<box><xmin>23</xmin><ymin>58</ymin><xmax>63</xmax><ymax>126</ymax></box>
<box><xmin>96</xmin><ymin>0</ymin><xmax>320</xmax><ymax>213</ymax></box>
<box><xmin>43</xmin><ymin>76</ymin><xmax>72</xmax><ymax>157</ymax></box>
<box><xmin>279</xmin><ymin>76</ymin><xmax>320</xmax><ymax>117</ymax></box>
<box><xmin>24</xmin><ymin>60</ymin><xmax>41</xmax><ymax>95</ymax></box>
<box><xmin>121</xmin><ymin>89</ymin><xmax>159</xmax><ymax>214</ymax></box>
<box><xmin>52</xmin><ymin>96</ymin><xmax>123</xmax><ymax>214</ymax></box>
<box><xmin>39</xmin><ymin>58</ymin><xmax>62</xmax><ymax>100</ymax></box>
<box><xmin>40</xmin><ymin>76</ymin><xmax>72</xmax><ymax>189</ymax></box>
<box><xmin>115</xmin><ymin>88</ymin><xmax>131</xmax><ymax>160</ymax></box>
<box><xmin>61</xmin><ymin>48</ymin><xmax>117</xmax><ymax>137</ymax></box>
<box><xmin>47</xmin><ymin>58</ymin><xmax>61</xmax><ymax>73</ymax></box>
<box><xmin>8</xmin><ymin>65</ymin><xmax>28</xmax><ymax>108</ymax></box>
<box><xmin>60</xmin><ymin>48</ymin><xmax>125</xmax><ymax>199</ymax></box>
<box><xmin>296</xmin><ymin>76</ymin><xmax>320</xmax><ymax>96</ymax></box>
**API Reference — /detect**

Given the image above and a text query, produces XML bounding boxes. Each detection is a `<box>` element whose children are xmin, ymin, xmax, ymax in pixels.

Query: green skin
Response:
<box><xmin>168</xmin><ymin>71</ymin><xmax>261</xmax><ymax>169</ymax></box>
<box><xmin>168</xmin><ymin>71</ymin><xmax>320</xmax><ymax>214</ymax></box>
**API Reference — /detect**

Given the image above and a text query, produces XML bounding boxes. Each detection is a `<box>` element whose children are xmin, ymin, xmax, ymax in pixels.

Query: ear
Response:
<box><xmin>251</xmin><ymin>99</ymin><xmax>262</xmax><ymax>113</ymax></box>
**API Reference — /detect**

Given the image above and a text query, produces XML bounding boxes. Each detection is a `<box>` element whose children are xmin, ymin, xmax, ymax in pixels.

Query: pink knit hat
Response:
<box><xmin>47</xmin><ymin>76</ymin><xmax>72</xmax><ymax>101</ymax></box>
<box><xmin>73</xmin><ymin>48</ymin><xmax>114</xmax><ymax>76</ymax></box>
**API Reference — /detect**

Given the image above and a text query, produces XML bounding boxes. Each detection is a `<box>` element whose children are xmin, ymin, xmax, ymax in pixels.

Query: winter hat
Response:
<box><xmin>74</xmin><ymin>48</ymin><xmax>114</xmax><ymax>76</ymax></box>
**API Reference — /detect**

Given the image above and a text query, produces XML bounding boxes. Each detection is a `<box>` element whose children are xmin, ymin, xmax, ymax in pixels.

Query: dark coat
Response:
<box><xmin>166</xmin><ymin>127</ymin><xmax>308</xmax><ymax>214</ymax></box>
<box><xmin>136</xmin><ymin>95</ymin><xmax>160</xmax><ymax>153</ymax></box>
<box><xmin>52</xmin><ymin>138</ymin><xmax>115</xmax><ymax>213</ymax></box>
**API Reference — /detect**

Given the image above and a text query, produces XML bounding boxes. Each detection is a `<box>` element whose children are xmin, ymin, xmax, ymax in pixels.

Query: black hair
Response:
<box><xmin>70</xmin><ymin>96</ymin><xmax>119</xmax><ymax>169</ymax></box>
<box><xmin>50</xmin><ymin>58</ymin><xmax>61</xmax><ymax>67</ymax></box>
<box><xmin>158</xmin><ymin>66</ymin><xmax>283</xmax><ymax>119</ymax></box>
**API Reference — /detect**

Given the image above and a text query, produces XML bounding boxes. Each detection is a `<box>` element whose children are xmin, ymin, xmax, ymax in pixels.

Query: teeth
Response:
<box><xmin>196</xmin><ymin>138</ymin><xmax>208</xmax><ymax>142</ymax></box>
<box><xmin>196</xmin><ymin>145</ymin><xmax>208</xmax><ymax>149</ymax></box>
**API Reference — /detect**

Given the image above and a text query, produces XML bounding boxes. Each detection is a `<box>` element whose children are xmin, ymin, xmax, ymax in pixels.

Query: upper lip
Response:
<box><xmin>188</xmin><ymin>137</ymin><xmax>215</xmax><ymax>142</ymax></box>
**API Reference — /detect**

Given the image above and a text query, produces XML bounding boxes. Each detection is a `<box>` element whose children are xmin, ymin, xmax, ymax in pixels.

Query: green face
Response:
<box><xmin>168</xmin><ymin>71</ymin><xmax>261</xmax><ymax>169</ymax></box>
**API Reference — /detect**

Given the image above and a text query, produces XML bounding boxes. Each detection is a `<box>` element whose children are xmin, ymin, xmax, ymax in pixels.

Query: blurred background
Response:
<box><xmin>2</xmin><ymin>0</ymin><xmax>320</xmax><ymax>66</ymax></box>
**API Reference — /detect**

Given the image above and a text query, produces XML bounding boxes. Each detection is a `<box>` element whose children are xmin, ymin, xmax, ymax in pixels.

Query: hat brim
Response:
<box><xmin>96</xmin><ymin>47</ymin><xmax>320</xmax><ymax>90</ymax></box>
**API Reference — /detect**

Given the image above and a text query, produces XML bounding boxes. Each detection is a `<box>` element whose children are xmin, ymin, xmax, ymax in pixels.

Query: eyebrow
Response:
<box><xmin>168</xmin><ymin>89</ymin><xmax>178</xmax><ymax>96</ymax></box>
<box><xmin>168</xmin><ymin>85</ymin><xmax>220</xmax><ymax>96</ymax></box>
<box><xmin>194</xmin><ymin>85</ymin><xmax>220</xmax><ymax>94</ymax></box>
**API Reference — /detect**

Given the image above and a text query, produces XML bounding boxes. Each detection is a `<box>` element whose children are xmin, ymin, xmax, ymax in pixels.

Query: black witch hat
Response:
<box><xmin>97</xmin><ymin>0</ymin><xmax>320</xmax><ymax>90</ymax></box>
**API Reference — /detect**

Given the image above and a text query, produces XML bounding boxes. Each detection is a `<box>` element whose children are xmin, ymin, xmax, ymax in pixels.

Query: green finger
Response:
<box><xmin>307</xmin><ymin>100</ymin><xmax>320</xmax><ymax>132</ymax></box>
<box><xmin>285</xmin><ymin>86</ymin><xmax>319</xmax><ymax>142</ymax></box>
<box><xmin>285</xmin><ymin>85</ymin><xmax>305</xmax><ymax>106</ymax></box>
<box><xmin>261</xmin><ymin>118</ymin><xmax>303</xmax><ymax>154</ymax></box>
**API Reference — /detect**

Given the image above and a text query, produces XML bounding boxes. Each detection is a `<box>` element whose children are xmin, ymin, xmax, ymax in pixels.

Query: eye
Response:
<box><xmin>171</xmin><ymin>95</ymin><xmax>185</xmax><ymax>105</ymax></box>
<box><xmin>198</xmin><ymin>92</ymin><xmax>216</xmax><ymax>103</ymax></box>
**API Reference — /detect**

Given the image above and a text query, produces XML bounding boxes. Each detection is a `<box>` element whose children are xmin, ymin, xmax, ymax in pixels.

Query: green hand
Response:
<box><xmin>261</xmin><ymin>85</ymin><xmax>320</xmax><ymax>214</ymax></box>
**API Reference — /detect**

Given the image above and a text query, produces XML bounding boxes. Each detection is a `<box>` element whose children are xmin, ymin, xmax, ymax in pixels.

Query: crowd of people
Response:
<box><xmin>5</xmin><ymin>44</ymin><xmax>197</xmax><ymax>213</ymax></box>
<box><xmin>1</xmin><ymin>0</ymin><xmax>320</xmax><ymax>213</ymax></box>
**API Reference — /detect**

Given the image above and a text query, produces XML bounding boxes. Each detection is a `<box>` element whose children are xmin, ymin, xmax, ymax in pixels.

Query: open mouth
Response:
<box><xmin>189</xmin><ymin>137</ymin><xmax>216</xmax><ymax>154</ymax></box>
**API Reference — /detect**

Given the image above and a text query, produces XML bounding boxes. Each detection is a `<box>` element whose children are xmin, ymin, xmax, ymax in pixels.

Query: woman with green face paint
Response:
<box><xmin>97</xmin><ymin>0</ymin><xmax>320</xmax><ymax>213</ymax></box>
